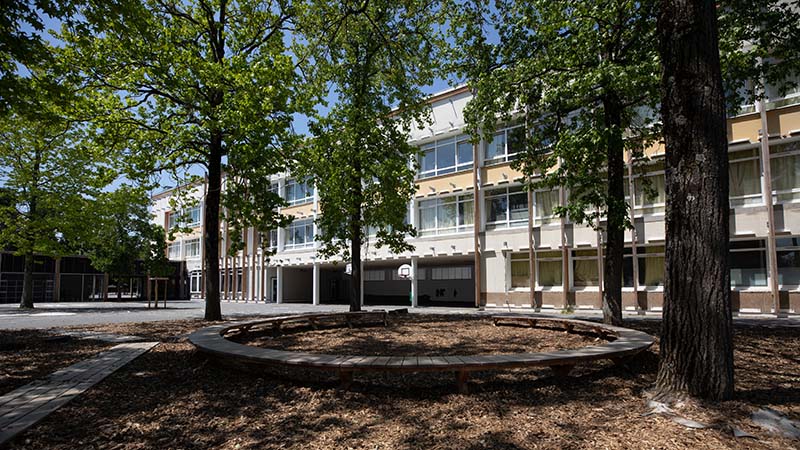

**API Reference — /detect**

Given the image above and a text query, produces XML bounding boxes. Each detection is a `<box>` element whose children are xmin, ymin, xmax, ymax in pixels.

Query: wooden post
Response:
<box><xmin>560</xmin><ymin>182</ymin><xmax>570</xmax><ymax>309</ymax></box>
<box><xmin>242</xmin><ymin>229</ymin><xmax>248</xmax><ymax>302</ymax></box>
<box><xmin>260</xmin><ymin>249</ymin><xmax>266</xmax><ymax>302</ymax></box>
<box><xmin>472</xmin><ymin>133</ymin><xmax>482</xmax><ymax>308</ymax></box>
<box><xmin>147</xmin><ymin>275</ymin><xmax>151</xmax><ymax>308</ymax></box>
<box><xmin>758</xmin><ymin>98</ymin><xmax>782</xmax><ymax>316</ymax></box>
<box><xmin>223</xmin><ymin>226</ymin><xmax>229</xmax><ymax>301</ymax></box>
<box><xmin>628</xmin><ymin>155</ymin><xmax>642</xmax><ymax>313</ymax></box>
<box><xmin>232</xmin><ymin>252</ymin><xmax>238</xmax><ymax>302</ymax></box>
<box><xmin>154</xmin><ymin>279</ymin><xmax>159</xmax><ymax>309</ymax></box>
<box><xmin>596</xmin><ymin>212</ymin><xmax>604</xmax><ymax>308</ymax></box>
<box><xmin>527</xmin><ymin>183</ymin><xmax>536</xmax><ymax>309</ymax></box>
<box><xmin>163</xmin><ymin>279</ymin><xmax>167</xmax><ymax>308</ymax></box>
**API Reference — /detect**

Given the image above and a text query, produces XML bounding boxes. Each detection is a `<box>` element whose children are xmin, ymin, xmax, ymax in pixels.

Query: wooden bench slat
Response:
<box><xmin>188</xmin><ymin>313</ymin><xmax>654</xmax><ymax>393</ymax></box>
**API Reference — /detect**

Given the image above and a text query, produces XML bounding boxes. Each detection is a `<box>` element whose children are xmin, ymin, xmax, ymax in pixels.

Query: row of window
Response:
<box><xmin>417</xmin><ymin>125</ymin><xmax>525</xmax><ymax>179</ymax></box>
<box><xmin>168</xmin><ymin>205</ymin><xmax>202</xmax><ymax>229</ymax></box>
<box><xmin>364</xmin><ymin>266</ymin><xmax>473</xmax><ymax>281</ymax></box>
<box><xmin>167</xmin><ymin>238</ymin><xmax>201</xmax><ymax>260</ymax></box>
<box><xmin>508</xmin><ymin>238</ymin><xmax>800</xmax><ymax>289</ymax></box>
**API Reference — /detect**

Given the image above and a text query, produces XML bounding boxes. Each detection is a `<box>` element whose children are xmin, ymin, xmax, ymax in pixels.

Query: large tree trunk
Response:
<box><xmin>654</xmin><ymin>0</ymin><xmax>733</xmax><ymax>401</ymax></box>
<box><xmin>602</xmin><ymin>91</ymin><xmax>625</xmax><ymax>326</ymax></box>
<box><xmin>19</xmin><ymin>251</ymin><xmax>35</xmax><ymax>309</ymax></box>
<box><xmin>203</xmin><ymin>135</ymin><xmax>223</xmax><ymax>321</ymax></box>
<box><xmin>349</xmin><ymin>161</ymin><xmax>363</xmax><ymax>313</ymax></box>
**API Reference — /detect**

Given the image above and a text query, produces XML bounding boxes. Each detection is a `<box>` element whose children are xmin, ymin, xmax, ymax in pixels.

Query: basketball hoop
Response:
<box><xmin>397</xmin><ymin>264</ymin><xmax>413</xmax><ymax>280</ymax></box>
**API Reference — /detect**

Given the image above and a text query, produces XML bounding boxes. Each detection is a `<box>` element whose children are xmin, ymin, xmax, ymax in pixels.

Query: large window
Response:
<box><xmin>485</xmin><ymin>124</ymin><xmax>525</xmax><ymax>165</ymax></box>
<box><xmin>510</xmin><ymin>253</ymin><xmax>531</xmax><ymax>288</ymax></box>
<box><xmin>730</xmin><ymin>240</ymin><xmax>767</xmax><ymax>287</ymax></box>
<box><xmin>419</xmin><ymin>134</ymin><xmax>473</xmax><ymax>178</ymax></box>
<box><xmin>167</xmin><ymin>242</ymin><xmax>181</xmax><ymax>260</ymax></box>
<box><xmin>534</xmin><ymin>189</ymin><xmax>560</xmax><ymax>225</ymax></box>
<box><xmin>771</xmin><ymin>141</ymin><xmax>800</xmax><ymax>203</ymax></box>
<box><xmin>572</xmin><ymin>249</ymin><xmax>600</xmax><ymax>287</ymax></box>
<box><xmin>485</xmin><ymin>186</ymin><xmax>528</xmax><ymax>230</ymax></box>
<box><xmin>417</xmin><ymin>194</ymin><xmax>474</xmax><ymax>236</ymax></box>
<box><xmin>184</xmin><ymin>238</ymin><xmax>201</xmax><ymax>258</ymax></box>
<box><xmin>285</xmin><ymin>179</ymin><xmax>314</xmax><ymax>206</ymax></box>
<box><xmin>766</xmin><ymin>73</ymin><xmax>800</xmax><ymax>109</ymax></box>
<box><xmin>266</xmin><ymin>229</ymin><xmax>278</xmax><ymax>250</ymax></box>
<box><xmin>638</xmin><ymin>245</ymin><xmax>665</xmax><ymax>287</ymax></box>
<box><xmin>168</xmin><ymin>205</ymin><xmax>202</xmax><ymax>229</ymax></box>
<box><xmin>364</xmin><ymin>270</ymin><xmax>386</xmax><ymax>281</ymax></box>
<box><xmin>634</xmin><ymin>167</ymin><xmax>666</xmax><ymax>215</ymax></box>
<box><xmin>777</xmin><ymin>236</ymin><xmax>800</xmax><ymax>286</ymax></box>
<box><xmin>431</xmin><ymin>266</ymin><xmax>472</xmax><ymax>280</ymax></box>
<box><xmin>284</xmin><ymin>218</ymin><xmax>314</xmax><ymax>249</ymax></box>
<box><xmin>729</xmin><ymin>147</ymin><xmax>762</xmax><ymax>207</ymax></box>
<box><xmin>538</xmin><ymin>250</ymin><xmax>562</xmax><ymax>288</ymax></box>
<box><xmin>190</xmin><ymin>270</ymin><xmax>202</xmax><ymax>293</ymax></box>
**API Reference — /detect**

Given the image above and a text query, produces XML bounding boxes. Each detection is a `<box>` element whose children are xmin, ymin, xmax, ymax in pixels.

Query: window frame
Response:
<box><xmin>284</xmin><ymin>218</ymin><xmax>315</xmax><ymax>250</ymax></box>
<box><xmin>417</xmin><ymin>193</ymin><xmax>474</xmax><ymax>237</ymax></box>
<box><xmin>770</xmin><ymin>141</ymin><xmax>800</xmax><ymax>205</ymax></box>
<box><xmin>183</xmin><ymin>238</ymin><xmax>201</xmax><ymax>258</ymax></box>
<box><xmin>484</xmin><ymin>124</ymin><xmax>524</xmax><ymax>166</ymax></box>
<box><xmin>485</xmin><ymin>186</ymin><xmax>529</xmax><ymax>230</ymax></box>
<box><xmin>285</xmin><ymin>178</ymin><xmax>314</xmax><ymax>206</ymax></box>
<box><xmin>418</xmin><ymin>134</ymin><xmax>473</xmax><ymax>179</ymax></box>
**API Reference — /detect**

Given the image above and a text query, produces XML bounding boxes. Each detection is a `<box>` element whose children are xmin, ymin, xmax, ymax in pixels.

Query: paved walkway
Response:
<box><xmin>0</xmin><ymin>300</ymin><xmax>797</xmax><ymax>330</ymax></box>
<box><xmin>0</xmin><ymin>341</ymin><xmax>158</xmax><ymax>445</ymax></box>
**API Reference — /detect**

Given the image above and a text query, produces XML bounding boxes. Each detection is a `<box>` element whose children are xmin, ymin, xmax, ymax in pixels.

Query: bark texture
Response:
<box><xmin>19</xmin><ymin>252</ymin><xmax>35</xmax><ymax>309</ymax></box>
<box><xmin>655</xmin><ymin>0</ymin><xmax>734</xmax><ymax>400</ymax></box>
<box><xmin>349</xmin><ymin>158</ymin><xmax>363</xmax><ymax>313</ymax></box>
<box><xmin>602</xmin><ymin>92</ymin><xmax>625</xmax><ymax>326</ymax></box>
<box><xmin>203</xmin><ymin>139</ymin><xmax>223</xmax><ymax>321</ymax></box>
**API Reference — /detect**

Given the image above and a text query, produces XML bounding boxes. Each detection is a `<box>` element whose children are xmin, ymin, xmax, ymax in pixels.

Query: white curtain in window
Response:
<box><xmin>511</xmin><ymin>259</ymin><xmax>530</xmax><ymax>288</ymax></box>
<box><xmin>538</xmin><ymin>260</ymin><xmax>562</xmax><ymax>286</ymax></box>
<box><xmin>535</xmin><ymin>190</ymin><xmax>558</xmax><ymax>219</ymax></box>
<box><xmin>729</xmin><ymin>158</ymin><xmax>760</xmax><ymax>198</ymax></box>
<box><xmin>642</xmin><ymin>256</ymin><xmax>665</xmax><ymax>286</ymax></box>
<box><xmin>573</xmin><ymin>259</ymin><xmax>599</xmax><ymax>287</ymax></box>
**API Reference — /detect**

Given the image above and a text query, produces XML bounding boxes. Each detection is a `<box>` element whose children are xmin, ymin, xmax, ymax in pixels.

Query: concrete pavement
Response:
<box><xmin>1</xmin><ymin>300</ymin><xmax>797</xmax><ymax>330</ymax></box>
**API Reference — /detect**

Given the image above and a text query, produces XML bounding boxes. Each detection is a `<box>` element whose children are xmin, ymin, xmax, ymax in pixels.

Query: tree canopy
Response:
<box><xmin>295</xmin><ymin>0</ymin><xmax>441</xmax><ymax>311</ymax></box>
<box><xmin>59</xmin><ymin>0</ymin><xmax>310</xmax><ymax>320</ymax></box>
<box><xmin>0</xmin><ymin>73</ymin><xmax>114</xmax><ymax>308</ymax></box>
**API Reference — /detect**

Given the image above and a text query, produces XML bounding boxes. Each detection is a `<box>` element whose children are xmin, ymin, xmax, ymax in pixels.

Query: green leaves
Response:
<box><xmin>295</xmin><ymin>0</ymin><xmax>441</xmax><ymax>259</ymax></box>
<box><xmin>448</xmin><ymin>0</ymin><xmax>661</xmax><ymax>230</ymax></box>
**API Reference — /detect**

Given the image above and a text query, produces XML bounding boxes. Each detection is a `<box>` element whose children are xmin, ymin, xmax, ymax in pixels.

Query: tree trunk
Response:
<box><xmin>19</xmin><ymin>251</ymin><xmax>35</xmax><ymax>309</ymax></box>
<box><xmin>349</xmin><ymin>167</ymin><xmax>363</xmax><ymax>313</ymax></box>
<box><xmin>203</xmin><ymin>135</ymin><xmax>223</xmax><ymax>321</ymax></box>
<box><xmin>602</xmin><ymin>91</ymin><xmax>625</xmax><ymax>326</ymax></box>
<box><xmin>655</xmin><ymin>0</ymin><xmax>733</xmax><ymax>401</ymax></box>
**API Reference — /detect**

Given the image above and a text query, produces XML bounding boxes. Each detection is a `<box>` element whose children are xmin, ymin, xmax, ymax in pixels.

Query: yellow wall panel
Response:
<box><xmin>415</xmin><ymin>171</ymin><xmax>474</xmax><ymax>197</ymax></box>
<box><xmin>282</xmin><ymin>203</ymin><xmax>315</xmax><ymax>219</ymax></box>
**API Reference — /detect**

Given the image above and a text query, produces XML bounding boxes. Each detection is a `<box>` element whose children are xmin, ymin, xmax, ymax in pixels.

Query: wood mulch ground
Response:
<box><xmin>3</xmin><ymin>316</ymin><xmax>799</xmax><ymax>449</ymax></box>
<box><xmin>0</xmin><ymin>330</ymin><xmax>113</xmax><ymax>396</ymax></box>
<box><xmin>234</xmin><ymin>315</ymin><xmax>602</xmax><ymax>356</ymax></box>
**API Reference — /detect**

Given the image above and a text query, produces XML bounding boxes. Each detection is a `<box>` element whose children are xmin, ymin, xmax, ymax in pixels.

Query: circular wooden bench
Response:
<box><xmin>188</xmin><ymin>311</ymin><xmax>654</xmax><ymax>393</ymax></box>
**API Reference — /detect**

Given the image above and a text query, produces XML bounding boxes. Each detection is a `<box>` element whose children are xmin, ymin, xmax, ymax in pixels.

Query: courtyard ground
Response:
<box><xmin>1</xmin><ymin>314</ymin><xmax>798</xmax><ymax>449</ymax></box>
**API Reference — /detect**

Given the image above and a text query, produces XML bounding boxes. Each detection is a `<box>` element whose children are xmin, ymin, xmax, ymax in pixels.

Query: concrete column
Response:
<box><xmin>411</xmin><ymin>256</ymin><xmax>419</xmax><ymax>308</ymax></box>
<box><xmin>276</xmin><ymin>266</ymin><xmax>284</xmax><ymax>304</ymax></box>
<box><xmin>312</xmin><ymin>262</ymin><xmax>320</xmax><ymax>306</ymax></box>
